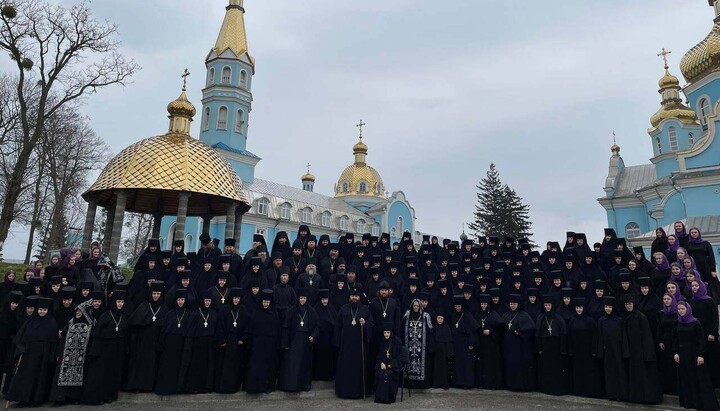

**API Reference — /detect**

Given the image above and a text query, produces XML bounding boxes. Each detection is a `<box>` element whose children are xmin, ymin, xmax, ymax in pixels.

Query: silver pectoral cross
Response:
<box><xmin>382</xmin><ymin>312</ymin><xmax>387</xmax><ymax>318</ymax></box>
<box><xmin>548</xmin><ymin>326</ymin><xmax>552</xmax><ymax>334</ymax></box>
<box><xmin>508</xmin><ymin>321</ymin><xmax>513</xmax><ymax>330</ymax></box>
<box><xmin>233</xmin><ymin>321</ymin><xmax>237</xmax><ymax>327</ymax></box>
<box><xmin>204</xmin><ymin>321</ymin><xmax>208</xmax><ymax>328</ymax></box>
<box><xmin>152</xmin><ymin>316</ymin><xmax>156</xmax><ymax>322</ymax></box>
<box><xmin>300</xmin><ymin>321</ymin><xmax>304</xmax><ymax>327</ymax></box>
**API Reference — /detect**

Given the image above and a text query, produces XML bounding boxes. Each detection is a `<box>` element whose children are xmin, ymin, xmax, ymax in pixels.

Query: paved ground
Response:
<box><xmin>9</xmin><ymin>387</ymin><xmax>689</xmax><ymax>411</ymax></box>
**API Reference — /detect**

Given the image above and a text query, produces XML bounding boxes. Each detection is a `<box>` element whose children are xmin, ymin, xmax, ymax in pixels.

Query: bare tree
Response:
<box><xmin>120</xmin><ymin>213</ymin><xmax>153</xmax><ymax>266</ymax></box>
<box><xmin>0</xmin><ymin>0</ymin><xmax>138</xmax><ymax>251</ymax></box>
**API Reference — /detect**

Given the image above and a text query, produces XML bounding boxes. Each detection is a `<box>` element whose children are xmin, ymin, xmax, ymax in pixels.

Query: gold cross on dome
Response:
<box><xmin>306</xmin><ymin>162</ymin><xmax>311</xmax><ymax>173</ymax></box>
<box><xmin>356</xmin><ymin>119</ymin><xmax>367</xmax><ymax>140</ymax></box>
<box><xmin>181</xmin><ymin>68</ymin><xmax>191</xmax><ymax>91</ymax></box>
<box><xmin>657</xmin><ymin>48</ymin><xmax>671</xmax><ymax>70</ymax></box>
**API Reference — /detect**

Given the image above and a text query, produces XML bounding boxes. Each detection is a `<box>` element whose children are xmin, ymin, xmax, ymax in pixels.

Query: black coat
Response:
<box><xmin>334</xmin><ymin>303</ymin><xmax>373</xmax><ymax>399</ymax></box>
<box><xmin>597</xmin><ymin>314</ymin><xmax>629</xmax><ymax>401</ymax></box>
<box><xmin>245</xmin><ymin>305</ymin><xmax>281</xmax><ymax>394</ymax></box>
<box><xmin>279</xmin><ymin>304</ymin><xmax>319</xmax><ymax>392</ymax></box>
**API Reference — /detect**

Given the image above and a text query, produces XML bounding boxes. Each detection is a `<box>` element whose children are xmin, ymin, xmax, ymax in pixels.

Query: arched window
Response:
<box><xmin>358</xmin><ymin>181</ymin><xmax>367</xmax><ymax>193</ymax></box>
<box><xmin>668</xmin><ymin>126</ymin><xmax>678</xmax><ymax>151</ymax></box>
<box><xmin>397</xmin><ymin>216</ymin><xmax>404</xmax><ymax>235</ymax></box>
<box><xmin>339</xmin><ymin>216</ymin><xmax>349</xmax><ymax>231</ymax></box>
<box><xmin>699</xmin><ymin>98</ymin><xmax>711</xmax><ymax>125</ymax></box>
<box><xmin>656</xmin><ymin>137</ymin><xmax>662</xmax><ymax>154</ymax></box>
<box><xmin>280</xmin><ymin>203</ymin><xmax>291</xmax><ymax>219</ymax></box>
<box><xmin>625</xmin><ymin>222</ymin><xmax>641</xmax><ymax>238</ymax></box>
<box><xmin>235</xmin><ymin>110</ymin><xmax>244</xmax><ymax>133</ymax></box>
<box><xmin>202</xmin><ymin>108</ymin><xmax>210</xmax><ymax>131</ymax></box>
<box><xmin>240</xmin><ymin>70</ymin><xmax>247</xmax><ymax>86</ymax></box>
<box><xmin>302</xmin><ymin>207</ymin><xmax>312</xmax><ymax>224</ymax></box>
<box><xmin>341</xmin><ymin>181</ymin><xmax>349</xmax><ymax>193</ymax></box>
<box><xmin>256</xmin><ymin>198</ymin><xmax>269</xmax><ymax>215</ymax></box>
<box><xmin>221</xmin><ymin>67</ymin><xmax>232</xmax><ymax>84</ymax></box>
<box><xmin>217</xmin><ymin>106</ymin><xmax>228</xmax><ymax>130</ymax></box>
<box><xmin>357</xmin><ymin>219</ymin><xmax>366</xmax><ymax>234</ymax></box>
<box><xmin>321</xmin><ymin>211</ymin><xmax>331</xmax><ymax>227</ymax></box>
<box><xmin>372</xmin><ymin>225</ymin><xmax>380</xmax><ymax>236</ymax></box>
<box><xmin>208</xmin><ymin>68</ymin><xmax>215</xmax><ymax>86</ymax></box>
<box><xmin>688</xmin><ymin>132</ymin><xmax>695</xmax><ymax>146</ymax></box>
<box><xmin>185</xmin><ymin>234</ymin><xmax>193</xmax><ymax>251</ymax></box>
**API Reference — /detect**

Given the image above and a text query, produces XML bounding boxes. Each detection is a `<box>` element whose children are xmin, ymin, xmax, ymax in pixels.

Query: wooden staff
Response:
<box><xmin>360</xmin><ymin>318</ymin><xmax>365</xmax><ymax>400</ymax></box>
<box><xmin>5</xmin><ymin>355</ymin><xmax>22</xmax><ymax>410</ymax></box>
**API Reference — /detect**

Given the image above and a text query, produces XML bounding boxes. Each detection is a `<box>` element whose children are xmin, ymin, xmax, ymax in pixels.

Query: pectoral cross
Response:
<box><xmin>152</xmin><ymin>316</ymin><xmax>156</xmax><ymax>322</ymax></box>
<box><xmin>233</xmin><ymin>321</ymin><xmax>237</xmax><ymax>327</ymax></box>
<box><xmin>356</xmin><ymin>119</ymin><xmax>366</xmax><ymax>139</ymax></box>
<box><xmin>548</xmin><ymin>325</ymin><xmax>552</xmax><ymax>334</ymax></box>
<box><xmin>300</xmin><ymin>321</ymin><xmax>305</xmax><ymax>327</ymax></box>
<box><xmin>382</xmin><ymin>312</ymin><xmax>387</xmax><ymax>318</ymax></box>
<box><xmin>115</xmin><ymin>326</ymin><xmax>119</xmax><ymax>332</ymax></box>
<box><xmin>181</xmin><ymin>68</ymin><xmax>191</xmax><ymax>91</ymax></box>
<box><xmin>507</xmin><ymin>321</ymin><xmax>513</xmax><ymax>330</ymax></box>
<box><xmin>657</xmin><ymin>48</ymin><xmax>671</xmax><ymax>70</ymax></box>
<box><xmin>204</xmin><ymin>321</ymin><xmax>208</xmax><ymax>328</ymax></box>
<box><xmin>221</xmin><ymin>297</ymin><xmax>226</xmax><ymax>304</ymax></box>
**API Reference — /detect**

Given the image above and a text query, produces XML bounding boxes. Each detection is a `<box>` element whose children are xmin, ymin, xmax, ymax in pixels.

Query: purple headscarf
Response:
<box><xmin>666</xmin><ymin>235</ymin><xmax>679</xmax><ymax>253</ymax></box>
<box><xmin>670</xmin><ymin>262</ymin><xmax>686</xmax><ymax>282</ymax></box>
<box><xmin>677</xmin><ymin>301</ymin><xmax>698</xmax><ymax>324</ymax></box>
<box><xmin>661</xmin><ymin>292</ymin><xmax>677</xmax><ymax>315</ymax></box>
<box><xmin>691</xmin><ymin>280</ymin><xmax>713</xmax><ymax>302</ymax></box>
<box><xmin>689</xmin><ymin>227</ymin><xmax>705</xmax><ymax>245</ymax></box>
<box><xmin>654</xmin><ymin>253</ymin><xmax>670</xmax><ymax>270</ymax></box>
<box><xmin>667</xmin><ymin>280</ymin><xmax>685</xmax><ymax>302</ymax></box>
<box><xmin>674</xmin><ymin>221</ymin><xmax>688</xmax><ymax>241</ymax></box>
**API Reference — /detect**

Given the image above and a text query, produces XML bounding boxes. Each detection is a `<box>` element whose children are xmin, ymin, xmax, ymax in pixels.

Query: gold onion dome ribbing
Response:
<box><xmin>335</xmin><ymin>137</ymin><xmax>386</xmax><ymax>198</ymax></box>
<box><xmin>167</xmin><ymin>89</ymin><xmax>196</xmax><ymax>118</ymax></box>
<box><xmin>680</xmin><ymin>19</ymin><xmax>720</xmax><ymax>84</ymax></box>
<box><xmin>302</xmin><ymin>172</ymin><xmax>316</xmax><ymax>182</ymax></box>
<box><xmin>650</xmin><ymin>68</ymin><xmax>699</xmax><ymax>128</ymax></box>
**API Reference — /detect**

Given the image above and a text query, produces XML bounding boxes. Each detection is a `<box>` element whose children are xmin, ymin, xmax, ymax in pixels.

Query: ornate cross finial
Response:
<box><xmin>613</xmin><ymin>130</ymin><xmax>616</xmax><ymax>144</ymax></box>
<box><xmin>306</xmin><ymin>162</ymin><xmax>311</xmax><ymax>173</ymax></box>
<box><xmin>356</xmin><ymin>119</ymin><xmax>367</xmax><ymax>140</ymax></box>
<box><xmin>657</xmin><ymin>48</ymin><xmax>672</xmax><ymax>70</ymax></box>
<box><xmin>181</xmin><ymin>68</ymin><xmax>191</xmax><ymax>91</ymax></box>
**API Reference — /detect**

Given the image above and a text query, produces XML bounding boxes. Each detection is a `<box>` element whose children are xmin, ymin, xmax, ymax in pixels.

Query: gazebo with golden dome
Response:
<box><xmin>81</xmin><ymin>71</ymin><xmax>251</xmax><ymax>261</ymax></box>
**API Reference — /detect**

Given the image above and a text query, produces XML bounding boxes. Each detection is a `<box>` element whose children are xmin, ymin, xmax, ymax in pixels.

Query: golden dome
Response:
<box><xmin>167</xmin><ymin>90</ymin><xmax>196</xmax><ymax>118</ymax></box>
<box><xmin>650</xmin><ymin>68</ymin><xmax>699</xmax><ymax>128</ymax></box>
<box><xmin>335</xmin><ymin>163</ymin><xmax>386</xmax><ymax>198</ymax></box>
<box><xmin>659</xmin><ymin>71</ymin><xmax>680</xmax><ymax>88</ymax></box>
<box><xmin>680</xmin><ymin>20</ymin><xmax>720</xmax><ymax>84</ymax></box>
<box><xmin>353</xmin><ymin>139</ymin><xmax>368</xmax><ymax>154</ymax></box>
<box><xmin>611</xmin><ymin>143</ymin><xmax>620</xmax><ymax>155</ymax></box>
<box><xmin>302</xmin><ymin>172</ymin><xmax>316</xmax><ymax>182</ymax></box>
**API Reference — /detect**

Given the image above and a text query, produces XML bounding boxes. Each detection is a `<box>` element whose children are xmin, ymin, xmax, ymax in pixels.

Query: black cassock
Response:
<box><xmin>450</xmin><ymin>309</ymin><xmax>479</xmax><ymax>388</ymax></box>
<box><xmin>474</xmin><ymin>308</ymin><xmax>503</xmax><ymax>389</ymax></box>
<box><xmin>657</xmin><ymin>311</ymin><xmax>679</xmax><ymax>395</ymax></box>
<box><xmin>374</xmin><ymin>336</ymin><xmax>408</xmax><ymax>404</ymax></box>
<box><xmin>501</xmin><ymin>309</ymin><xmax>535</xmax><ymax>391</ymax></box>
<box><xmin>279</xmin><ymin>303</ymin><xmax>319</xmax><ymax>392</ymax></box>
<box><xmin>431</xmin><ymin>321</ymin><xmax>453</xmax><ymax>389</ymax></box>
<box><xmin>125</xmin><ymin>299</ymin><xmax>167</xmax><ymax>391</ymax></box>
<box><xmin>185</xmin><ymin>306</ymin><xmax>223</xmax><ymax>393</ymax></box>
<box><xmin>215</xmin><ymin>304</ymin><xmax>249</xmax><ymax>393</ymax></box>
<box><xmin>154</xmin><ymin>307</ymin><xmax>196</xmax><ymax>395</ymax></box>
<box><xmin>312</xmin><ymin>301</ymin><xmax>337</xmax><ymax>381</ymax></box>
<box><xmin>624</xmin><ymin>310</ymin><xmax>663</xmax><ymax>404</ymax></box>
<box><xmin>334</xmin><ymin>302</ymin><xmax>373</xmax><ymax>399</ymax></box>
<box><xmin>81</xmin><ymin>307</ymin><xmax>129</xmax><ymax>404</ymax></box>
<box><xmin>567</xmin><ymin>313</ymin><xmax>602</xmax><ymax>398</ymax></box>
<box><xmin>673</xmin><ymin>320</ymin><xmax>720</xmax><ymax>411</ymax></box>
<box><xmin>5</xmin><ymin>315</ymin><xmax>59</xmax><ymax>404</ymax></box>
<box><xmin>597</xmin><ymin>313</ymin><xmax>629</xmax><ymax>401</ymax></box>
<box><xmin>535</xmin><ymin>311</ymin><xmax>567</xmax><ymax>396</ymax></box>
<box><xmin>245</xmin><ymin>305</ymin><xmax>282</xmax><ymax>394</ymax></box>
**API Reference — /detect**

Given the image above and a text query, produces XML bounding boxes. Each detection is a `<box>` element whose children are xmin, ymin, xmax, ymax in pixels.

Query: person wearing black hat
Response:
<box><xmin>0</xmin><ymin>291</ymin><xmax>23</xmax><ymax>395</ymax></box>
<box><xmin>621</xmin><ymin>294</ymin><xmax>662</xmax><ymax>404</ymax></box>
<box><xmin>133</xmin><ymin>238</ymin><xmax>161</xmax><ymax>273</ymax></box>
<box><xmin>296</xmin><ymin>258</ymin><xmax>322</xmax><ymax>306</ymax></box>
<box><xmin>474</xmin><ymin>294</ymin><xmax>503</xmax><ymax>389</ymax></box>
<box><xmin>270</xmin><ymin>231</ymin><xmax>292</xmax><ymax>264</ymax></box>
<box><xmin>264</xmin><ymin>252</ymin><xmax>284</xmax><ymax>289</ymax></box>
<box><xmin>49</xmin><ymin>304</ymin><xmax>92</xmax><ymax>404</ymax></box>
<box><xmin>53</xmin><ymin>286</ymin><xmax>76</xmax><ymax>329</ymax></box>
<box><xmin>373</xmin><ymin>321</ymin><xmax>408</xmax><ymax>404</ymax></box>
<box><xmin>370</xmin><ymin>281</ymin><xmax>402</xmax><ymax>386</ymax></box>
<box><xmin>165</xmin><ymin>270</ymin><xmax>198</xmax><ymax>310</ymax></box>
<box><xmin>524</xmin><ymin>288</ymin><xmax>541</xmax><ymax>321</ymax></box>
<box><xmin>209</xmin><ymin>271</ymin><xmax>232</xmax><ymax>307</ymax></box>
<box><xmin>155</xmin><ymin>289</ymin><xmax>194</xmax><ymax>396</ymax></box>
<box><xmin>319</xmin><ymin>244</ymin><xmax>341</xmax><ymax>283</ymax></box>
<box><xmin>245</xmin><ymin>289</ymin><xmax>281</xmax><ymax>394</ymax></box>
<box><xmin>502</xmin><ymin>294</ymin><xmax>536</xmax><ymax>392</ymax></box>
<box><xmin>216</xmin><ymin>287</ymin><xmax>249</xmax><ymax>394</ymax></box>
<box><xmin>184</xmin><ymin>291</ymin><xmax>221</xmax><ymax>394</ymax></box>
<box><xmin>313</xmin><ymin>289</ymin><xmax>337</xmax><ymax>381</ymax></box>
<box><xmin>272</xmin><ymin>267</ymin><xmax>297</xmax><ymax>325</ymax></box>
<box><xmin>81</xmin><ymin>290</ymin><xmax>129</xmax><ymax>404</ymax></box>
<box><xmin>400</xmin><ymin>296</ymin><xmax>433</xmax><ymax>390</ymax></box>
<box><xmin>566</xmin><ymin>297</ymin><xmax>602</xmax><ymax>398</ymax></box>
<box><xmin>170</xmin><ymin>240</ymin><xmax>186</xmax><ymax>267</ymax></box>
<box><xmin>197</xmin><ymin>233</ymin><xmax>221</xmax><ymax>270</ymax></box>
<box><xmin>296</xmin><ymin>225</ymin><xmax>311</xmax><ymax>250</ymax></box>
<box><xmin>279</xmin><ymin>288</ymin><xmax>319</xmax><ymax>392</ymax></box>
<box><xmin>335</xmin><ymin>287</ymin><xmax>373</xmax><ymax>399</ymax></box>
<box><xmin>597</xmin><ymin>295</ymin><xmax>627</xmax><ymax>401</ymax></box>
<box><xmin>303</xmin><ymin>235</ymin><xmax>319</xmax><ymax>261</ymax></box>
<box><xmin>284</xmin><ymin>240</ymin><xmax>307</xmax><ymax>282</ymax></box>
<box><xmin>402</xmin><ymin>277</ymin><xmax>421</xmax><ymax>312</ymax></box>
<box><xmin>240</xmin><ymin>257</ymin><xmax>269</xmax><ymax>293</ymax></box>
<box><xmin>329</xmin><ymin>274</ymin><xmax>350</xmax><ymax>313</ymax></box>
<box><xmin>535</xmin><ymin>295</ymin><xmax>567</xmax><ymax>396</ymax></box>
<box><xmin>449</xmin><ymin>294</ymin><xmax>479</xmax><ymax>389</ymax></box>
<box><xmin>125</xmin><ymin>281</ymin><xmax>167</xmax><ymax>392</ymax></box>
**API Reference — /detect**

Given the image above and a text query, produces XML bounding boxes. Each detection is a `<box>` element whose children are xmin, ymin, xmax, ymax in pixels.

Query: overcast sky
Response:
<box><xmin>2</xmin><ymin>0</ymin><xmax>715</xmax><ymax>259</ymax></box>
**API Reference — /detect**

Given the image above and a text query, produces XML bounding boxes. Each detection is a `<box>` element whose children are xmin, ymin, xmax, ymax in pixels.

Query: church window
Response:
<box><xmin>372</xmin><ymin>225</ymin><xmax>380</xmax><ymax>236</ymax></box>
<box><xmin>688</xmin><ymin>132</ymin><xmax>695</xmax><ymax>146</ymax></box>
<box><xmin>240</xmin><ymin>70</ymin><xmax>247</xmax><ymax>86</ymax></box>
<box><xmin>221</xmin><ymin>67</ymin><xmax>232</xmax><ymax>84</ymax></box>
<box><xmin>357</xmin><ymin>219</ymin><xmax>366</xmax><ymax>234</ymax></box>
<box><xmin>699</xmin><ymin>98</ymin><xmax>711</xmax><ymax>125</ymax></box>
<box><xmin>302</xmin><ymin>207</ymin><xmax>312</xmax><ymax>224</ymax></box>
<box><xmin>668</xmin><ymin>127</ymin><xmax>678</xmax><ymax>151</ymax></box>
<box><xmin>321</xmin><ymin>211</ymin><xmax>331</xmax><ymax>227</ymax></box>
<box><xmin>202</xmin><ymin>108</ymin><xmax>210</xmax><ymax>131</ymax></box>
<box><xmin>217</xmin><ymin>106</ymin><xmax>228</xmax><ymax>130</ymax></box>
<box><xmin>280</xmin><ymin>203</ymin><xmax>291</xmax><ymax>219</ymax></box>
<box><xmin>339</xmin><ymin>216</ymin><xmax>349</xmax><ymax>231</ymax></box>
<box><xmin>656</xmin><ymin>137</ymin><xmax>662</xmax><ymax>154</ymax></box>
<box><xmin>235</xmin><ymin>110</ymin><xmax>245</xmax><ymax>133</ymax></box>
<box><xmin>208</xmin><ymin>68</ymin><xmax>215</xmax><ymax>86</ymax></box>
<box><xmin>625</xmin><ymin>222</ymin><xmax>641</xmax><ymax>239</ymax></box>
<box><xmin>341</xmin><ymin>181</ymin><xmax>349</xmax><ymax>193</ymax></box>
<box><xmin>256</xmin><ymin>198</ymin><xmax>269</xmax><ymax>215</ymax></box>
<box><xmin>358</xmin><ymin>181</ymin><xmax>367</xmax><ymax>193</ymax></box>
<box><xmin>397</xmin><ymin>216</ymin><xmax>404</xmax><ymax>235</ymax></box>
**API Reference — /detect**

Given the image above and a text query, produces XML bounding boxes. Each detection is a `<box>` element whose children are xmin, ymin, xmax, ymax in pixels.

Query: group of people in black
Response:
<box><xmin>0</xmin><ymin>222</ymin><xmax>718</xmax><ymax>409</ymax></box>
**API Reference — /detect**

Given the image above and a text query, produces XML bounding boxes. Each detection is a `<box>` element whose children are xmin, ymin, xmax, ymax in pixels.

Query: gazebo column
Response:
<box><xmin>202</xmin><ymin>215</ymin><xmax>212</xmax><ymax>236</ymax></box>
<box><xmin>108</xmin><ymin>191</ymin><xmax>127</xmax><ymax>262</ymax></box>
<box><xmin>151</xmin><ymin>212</ymin><xmax>163</xmax><ymax>240</ymax></box>
<box><xmin>174</xmin><ymin>192</ymin><xmax>191</xmax><ymax>241</ymax></box>
<box><xmin>102</xmin><ymin>203</ymin><xmax>116</xmax><ymax>252</ymax></box>
<box><xmin>81</xmin><ymin>199</ymin><xmax>98</xmax><ymax>251</ymax></box>
<box><xmin>234</xmin><ymin>209</ymin><xmax>243</xmax><ymax>248</ymax></box>
<box><xmin>225</xmin><ymin>203</ymin><xmax>237</xmax><ymax>243</ymax></box>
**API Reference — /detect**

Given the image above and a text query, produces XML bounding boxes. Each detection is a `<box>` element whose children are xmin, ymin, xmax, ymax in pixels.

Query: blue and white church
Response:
<box><xmin>159</xmin><ymin>0</ymin><xmax>423</xmax><ymax>253</ymax></box>
<box><xmin>598</xmin><ymin>0</ymin><xmax>720</xmax><ymax>261</ymax></box>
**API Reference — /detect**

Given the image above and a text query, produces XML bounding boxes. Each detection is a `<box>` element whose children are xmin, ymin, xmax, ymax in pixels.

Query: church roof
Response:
<box><xmin>213</xmin><ymin>1</ymin><xmax>252</xmax><ymax>62</ymax></box>
<box><xmin>613</xmin><ymin>164</ymin><xmax>657</xmax><ymax>197</ymax></box>
<box><xmin>211</xmin><ymin>142</ymin><xmax>261</xmax><ymax>159</ymax></box>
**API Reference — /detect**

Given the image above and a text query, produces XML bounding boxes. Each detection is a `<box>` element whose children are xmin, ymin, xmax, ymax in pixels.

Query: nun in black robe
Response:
<box><xmin>0</xmin><ymin>291</ymin><xmax>22</xmax><ymax>386</ymax></box>
<box><xmin>81</xmin><ymin>290</ymin><xmax>129</xmax><ymax>404</ymax></box>
<box><xmin>501</xmin><ymin>293</ymin><xmax>536</xmax><ymax>391</ymax></box>
<box><xmin>334</xmin><ymin>287</ymin><xmax>373</xmax><ymax>399</ymax></box>
<box><xmin>215</xmin><ymin>287</ymin><xmax>250</xmax><ymax>393</ymax></box>
<box><xmin>279</xmin><ymin>288</ymin><xmax>319</xmax><ymax>392</ymax></box>
<box><xmin>5</xmin><ymin>297</ymin><xmax>59</xmax><ymax>407</ymax></box>
<box><xmin>49</xmin><ymin>304</ymin><xmax>92</xmax><ymax>404</ymax></box>
<box><xmin>245</xmin><ymin>289</ymin><xmax>282</xmax><ymax>394</ymax></box>
<box><xmin>689</xmin><ymin>279</ymin><xmax>720</xmax><ymax>389</ymax></box>
<box><xmin>658</xmin><ymin>293</ymin><xmax>679</xmax><ymax>395</ymax></box>
<box><xmin>155</xmin><ymin>289</ymin><xmax>196</xmax><ymax>395</ymax></box>
<box><xmin>621</xmin><ymin>294</ymin><xmax>663</xmax><ymax>404</ymax></box>
<box><xmin>597</xmin><ymin>296</ymin><xmax>629</xmax><ymax>401</ymax></box>
<box><xmin>474</xmin><ymin>294</ymin><xmax>503</xmax><ymax>389</ymax></box>
<box><xmin>567</xmin><ymin>298</ymin><xmax>602</xmax><ymax>398</ymax></box>
<box><xmin>535</xmin><ymin>295</ymin><xmax>567</xmax><ymax>396</ymax></box>
<box><xmin>401</xmin><ymin>298</ymin><xmax>434</xmax><ymax>389</ymax></box>
<box><xmin>431</xmin><ymin>313</ymin><xmax>453</xmax><ymax>389</ymax></box>
<box><xmin>185</xmin><ymin>290</ymin><xmax>223</xmax><ymax>393</ymax></box>
<box><xmin>374</xmin><ymin>322</ymin><xmax>408</xmax><ymax>404</ymax></box>
<box><xmin>450</xmin><ymin>294</ymin><xmax>479</xmax><ymax>388</ymax></box>
<box><xmin>125</xmin><ymin>281</ymin><xmax>167</xmax><ymax>392</ymax></box>
<box><xmin>312</xmin><ymin>289</ymin><xmax>337</xmax><ymax>381</ymax></box>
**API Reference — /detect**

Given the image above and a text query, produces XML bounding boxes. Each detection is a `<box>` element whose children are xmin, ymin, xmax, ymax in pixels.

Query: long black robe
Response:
<box><xmin>597</xmin><ymin>313</ymin><xmax>629</xmax><ymax>401</ymax></box>
<box><xmin>658</xmin><ymin>310</ymin><xmax>679</xmax><ymax>395</ymax></box>
<box><xmin>312</xmin><ymin>301</ymin><xmax>337</xmax><ymax>381</ymax></box>
<box><xmin>501</xmin><ymin>309</ymin><xmax>536</xmax><ymax>391</ymax></box>
<box><xmin>154</xmin><ymin>306</ymin><xmax>196</xmax><ymax>395</ymax></box>
<box><xmin>48</xmin><ymin>314</ymin><xmax>92</xmax><ymax>403</ymax></box>
<box><xmin>673</xmin><ymin>320</ymin><xmax>720</xmax><ymax>411</ymax></box>
<box><xmin>215</xmin><ymin>303</ymin><xmax>249</xmax><ymax>393</ymax></box>
<box><xmin>402</xmin><ymin>309</ymin><xmax>434</xmax><ymax>389</ymax></box>
<box><xmin>374</xmin><ymin>335</ymin><xmax>408</xmax><ymax>404</ymax></box>
<box><xmin>81</xmin><ymin>307</ymin><xmax>129</xmax><ymax>404</ymax></box>
<box><xmin>125</xmin><ymin>299</ymin><xmax>167</xmax><ymax>391</ymax></box>
<box><xmin>535</xmin><ymin>310</ymin><xmax>567</xmax><ymax>396</ymax></box>
<box><xmin>5</xmin><ymin>314</ymin><xmax>59</xmax><ymax>404</ymax></box>
<box><xmin>567</xmin><ymin>313</ymin><xmax>602</xmax><ymax>398</ymax></box>
<box><xmin>431</xmin><ymin>321</ymin><xmax>453</xmax><ymax>389</ymax></box>
<box><xmin>624</xmin><ymin>309</ymin><xmax>663</xmax><ymax>404</ymax></box>
<box><xmin>279</xmin><ymin>303</ymin><xmax>319</xmax><ymax>392</ymax></box>
<box><xmin>334</xmin><ymin>302</ymin><xmax>373</xmax><ymax>399</ymax></box>
<box><xmin>185</xmin><ymin>306</ymin><xmax>223</xmax><ymax>393</ymax></box>
<box><xmin>474</xmin><ymin>308</ymin><xmax>503</xmax><ymax>389</ymax></box>
<box><xmin>690</xmin><ymin>297</ymin><xmax>720</xmax><ymax>388</ymax></box>
<box><xmin>245</xmin><ymin>304</ymin><xmax>281</xmax><ymax>394</ymax></box>
<box><xmin>0</xmin><ymin>302</ymin><xmax>19</xmax><ymax>387</ymax></box>
<box><xmin>450</xmin><ymin>308</ymin><xmax>479</xmax><ymax>388</ymax></box>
